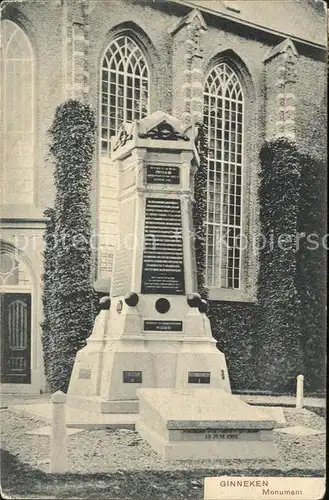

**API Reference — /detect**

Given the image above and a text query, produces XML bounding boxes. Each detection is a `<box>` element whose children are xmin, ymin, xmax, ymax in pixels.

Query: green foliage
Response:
<box><xmin>205</xmin><ymin>138</ymin><xmax>325</xmax><ymax>393</ymax></box>
<box><xmin>296</xmin><ymin>153</ymin><xmax>326</xmax><ymax>392</ymax></box>
<box><xmin>208</xmin><ymin>302</ymin><xmax>259</xmax><ymax>389</ymax></box>
<box><xmin>42</xmin><ymin>100</ymin><xmax>96</xmax><ymax>393</ymax></box>
<box><xmin>254</xmin><ymin>138</ymin><xmax>303</xmax><ymax>392</ymax></box>
<box><xmin>193</xmin><ymin>123</ymin><xmax>209</xmax><ymax>299</ymax></box>
<box><xmin>41</xmin><ymin>207</ymin><xmax>56</xmax><ymax>388</ymax></box>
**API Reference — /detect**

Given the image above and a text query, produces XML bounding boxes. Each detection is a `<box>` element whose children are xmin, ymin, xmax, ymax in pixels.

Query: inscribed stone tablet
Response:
<box><xmin>141</xmin><ymin>198</ymin><xmax>185</xmax><ymax>294</ymax></box>
<box><xmin>123</xmin><ymin>371</ymin><xmax>143</xmax><ymax>383</ymax></box>
<box><xmin>146</xmin><ymin>165</ymin><xmax>180</xmax><ymax>184</ymax></box>
<box><xmin>188</xmin><ymin>371</ymin><xmax>211</xmax><ymax>384</ymax></box>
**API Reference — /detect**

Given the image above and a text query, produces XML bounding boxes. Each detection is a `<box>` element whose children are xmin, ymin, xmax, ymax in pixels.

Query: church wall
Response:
<box><xmin>3</xmin><ymin>2</ymin><xmax>64</xmax><ymax>211</ymax></box>
<box><xmin>295</xmin><ymin>53</ymin><xmax>327</xmax><ymax>158</ymax></box>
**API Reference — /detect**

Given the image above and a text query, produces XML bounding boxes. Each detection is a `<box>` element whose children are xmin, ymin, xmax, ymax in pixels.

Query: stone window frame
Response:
<box><xmin>203</xmin><ymin>51</ymin><xmax>257</xmax><ymax>303</ymax></box>
<box><xmin>0</xmin><ymin>247</ymin><xmax>32</xmax><ymax>287</ymax></box>
<box><xmin>0</xmin><ymin>19</ymin><xmax>35</xmax><ymax>205</ymax></box>
<box><xmin>98</xmin><ymin>24</ymin><xmax>157</xmax><ymax>158</ymax></box>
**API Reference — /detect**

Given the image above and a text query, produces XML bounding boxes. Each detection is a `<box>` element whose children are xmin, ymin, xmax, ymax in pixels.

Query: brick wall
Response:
<box><xmin>7</xmin><ymin>2</ymin><xmax>64</xmax><ymax>210</ymax></box>
<box><xmin>296</xmin><ymin>52</ymin><xmax>327</xmax><ymax>158</ymax></box>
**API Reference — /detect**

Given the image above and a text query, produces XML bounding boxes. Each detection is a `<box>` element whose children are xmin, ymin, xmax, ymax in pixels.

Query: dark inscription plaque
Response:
<box><xmin>144</xmin><ymin>320</ymin><xmax>183</xmax><ymax>332</ymax></box>
<box><xmin>123</xmin><ymin>371</ymin><xmax>142</xmax><ymax>383</ymax></box>
<box><xmin>188</xmin><ymin>371</ymin><xmax>211</xmax><ymax>384</ymax></box>
<box><xmin>141</xmin><ymin>198</ymin><xmax>185</xmax><ymax>294</ymax></box>
<box><xmin>147</xmin><ymin>165</ymin><xmax>180</xmax><ymax>184</ymax></box>
<box><xmin>78</xmin><ymin>368</ymin><xmax>91</xmax><ymax>380</ymax></box>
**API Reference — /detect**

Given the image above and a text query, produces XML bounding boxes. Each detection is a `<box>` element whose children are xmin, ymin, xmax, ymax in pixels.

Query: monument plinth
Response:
<box><xmin>68</xmin><ymin>111</ymin><xmax>230</xmax><ymax>413</ymax></box>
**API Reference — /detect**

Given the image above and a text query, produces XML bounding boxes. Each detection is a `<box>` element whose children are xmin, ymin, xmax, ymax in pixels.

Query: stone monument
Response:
<box><xmin>68</xmin><ymin>111</ymin><xmax>230</xmax><ymax>412</ymax></box>
<box><xmin>68</xmin><ymin>111</ymin><xmax>277</xmax><ymax>460</ymax></box>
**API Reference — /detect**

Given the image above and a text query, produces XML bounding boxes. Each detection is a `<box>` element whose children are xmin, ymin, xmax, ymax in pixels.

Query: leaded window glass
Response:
<box><xmin>100</xmin><ymin>35</ymin><xmax>149</xmax><ymax>155</ymax></box>
<box><xmin>203</xmin><ymin>63</ymin><xmax>244</xmax><ymax>289</ymax></box>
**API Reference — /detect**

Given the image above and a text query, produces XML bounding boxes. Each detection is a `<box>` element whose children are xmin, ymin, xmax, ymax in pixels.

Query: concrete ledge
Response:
<box><xmin>66</xmin><ymin>395</ymin><xmax>103</xmax><ymax>413</ymax></box>
<box><xmin>0</xmin><ymin>384</ymin><xmax>42</xmax><ymax>395</ymax></box>
<box><xmin>137</xmin><ymin>419</ymin><xmax>278</xmax><ymax>461</ymax></box>
<box><xmin>100</xmin><ymin>400</ymin><xmax>139</xmax><ymax>414</ymax></box>
<box><xmin>67</xmin><ymin>394</ymin><xmax>139</xmax><ymax>414</ymax></box>
<box><xmin>166</xmin><ymin>419</ymin><xmax>276</xmax><ymax>430</ymax></box>
<box><xmin>253</xmin><ymin>405</ymin><xmax>286</xmax><ymax>428</ymax></box>
<box><xmin>8</xmin><ymin>403</ymin><xmax>137</xmax><ymax>430</ymax></box>
<box><xmin>240</xmin><ymin>395</ymin><xmax>326</xmax><ymax>408</ymax></box>
<box><xmin>66</xmin><ymin>413</ymin><xmax>137</xmax><ymax>430</ymax></box>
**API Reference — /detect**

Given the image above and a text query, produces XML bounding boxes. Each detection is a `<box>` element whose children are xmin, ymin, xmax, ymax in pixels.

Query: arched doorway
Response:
<box><xmin>0</xmin><ymin>248</ymin><xmax>32</xmax><ymax>384</ymax></box>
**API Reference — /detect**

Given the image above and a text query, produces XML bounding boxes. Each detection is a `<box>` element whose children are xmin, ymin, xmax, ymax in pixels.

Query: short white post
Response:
<box><xmin>296</xmin><ymin>374</ymin><xmax>304</xmax><ymax>410</ymax></box>
<box><xmin>50</xmin><ymin>390</ymin><xmax>68</xmax><ymax>473</ymax></box>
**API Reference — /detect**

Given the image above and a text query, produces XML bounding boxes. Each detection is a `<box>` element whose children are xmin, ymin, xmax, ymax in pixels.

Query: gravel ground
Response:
<box><xmin>0</xmin><ymin>407</ymin><xmax>325</xmax><ymax>475</ymax></box>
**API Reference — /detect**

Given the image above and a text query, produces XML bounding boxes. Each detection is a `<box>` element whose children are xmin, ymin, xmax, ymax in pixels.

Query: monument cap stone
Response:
<box><xmin>137</xmin><ymin>388</ymin><xmax>276</xmax><ymax>429</ymax></box>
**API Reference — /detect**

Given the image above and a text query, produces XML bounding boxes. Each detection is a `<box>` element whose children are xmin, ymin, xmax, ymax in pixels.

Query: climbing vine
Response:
<box><xmin>206</xmin><ymin>138</ymin><xmax>325</xmax><ymax>393</ymax></box>
<box><xmin>193</xmin><ymin>122</ymin><xmax>209</xmax><ymax>299</ymax></box>
<box><xmin>42</xmin><ymin>100</ymin><xmax>96</xmax><ymax>392</ymax></box>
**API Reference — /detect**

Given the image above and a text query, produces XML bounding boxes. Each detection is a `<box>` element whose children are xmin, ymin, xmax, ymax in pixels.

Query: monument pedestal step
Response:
<box><xmin>67</xmin><ymin>394</ymin><xmax>139</xmax><ymax>414</ymax></box>
<box><xmin>136</xmin><ymin>388</ymin><xmax>278</xmax><ymax>460</ymax></box>
<box><xmin>136</xmin><ymin>419</ymin><xmax>277</xmax><ymax>460</ymax></box>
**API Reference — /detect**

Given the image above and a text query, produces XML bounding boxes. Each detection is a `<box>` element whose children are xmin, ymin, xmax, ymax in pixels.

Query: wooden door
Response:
<box><xmin>1</xmin><ymin>293</ymin><xmax>31</xmax><ymax>383</ymax></box>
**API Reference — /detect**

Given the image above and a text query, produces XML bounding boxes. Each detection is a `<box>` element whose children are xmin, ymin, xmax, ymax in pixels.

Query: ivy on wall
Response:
<box><xmin>297</xmin><ymin>153</ymin><xmax>327</xmax><ymax>392</ymax></box>
<box><xmin>193</xmin><ymin>123</ymin><xmax>209</xmax><ymax>299</ymax></box>
<box><xmin>253</xmin><ymin>138</ymin><xmax>304</xmax><ymax>392</ymax></box>
<box><xmin>203</xmin><ymin>138</ymin><xmax>326</xmax><ymax>393</ymax></box>
<box><xmin>41</xmin><ymin>207</ymin><xmax>56</xmax><ymax>389</ymax></box>
<box><xmin>208</xmin><ymin>302</ymin><xmax>259</xmax><ymax>390</ymax></box>
<box><xmin>42</xmin><ymin>100</ymin><xmax>96</xmax><ymax>393</ymax></box>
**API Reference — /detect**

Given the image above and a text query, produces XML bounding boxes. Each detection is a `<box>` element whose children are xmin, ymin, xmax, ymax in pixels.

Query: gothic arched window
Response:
<box><xmin>203</xmin><ymin>62</ymin><xmax>244</xmax><ymax>290</ymax></box>
<box><xmin>100</xmin><ymin>35</ymin><xmax>149</xmax><ymax>155</ymax></box>
<box><xmin>0</xmin><ymin>20</ymin><xmax>34</xmax><ymax>204</ymax></box>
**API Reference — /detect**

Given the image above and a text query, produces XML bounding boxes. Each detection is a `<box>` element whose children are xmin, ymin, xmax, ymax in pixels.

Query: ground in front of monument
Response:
<box><xmin>0</xmin><ymin>395</ymin><xmax>325</xmax><ymax>500</ymax></box>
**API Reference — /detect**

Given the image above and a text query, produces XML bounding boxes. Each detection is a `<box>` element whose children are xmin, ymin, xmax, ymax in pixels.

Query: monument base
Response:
<box><xmin>136</xmin><ymin>388</ymin><xmax>278</xmax><ymax>460</ymax></box>
<box><xmin>66</xmin><ymin>395</ymin><xmax>140</xmax><ymax>414</ymax></box>
<box><xmin>68</xmin><ymin>299</ymin><xmax>231</xmax><ymax>414</ymax></box>
<box><xmin>67</xmin><ymin>336</ymin><xmax>229</xmax><ymax>413</ymax></box>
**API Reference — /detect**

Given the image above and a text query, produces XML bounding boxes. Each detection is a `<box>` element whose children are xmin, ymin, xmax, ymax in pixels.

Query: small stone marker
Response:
<box><xmin>296</xmin><ymin>374</ymin><xmax>304</xmax><ymax>409</ymax></box>
<box><xmin>136</xmin><ymin>388</ymin><xmax>278</xmax><ymax>460</ymax></box>
<box><xmin>50</xmin><ymin>391</ymin><xmax>68</xmax><ymax>473</ymax></box>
